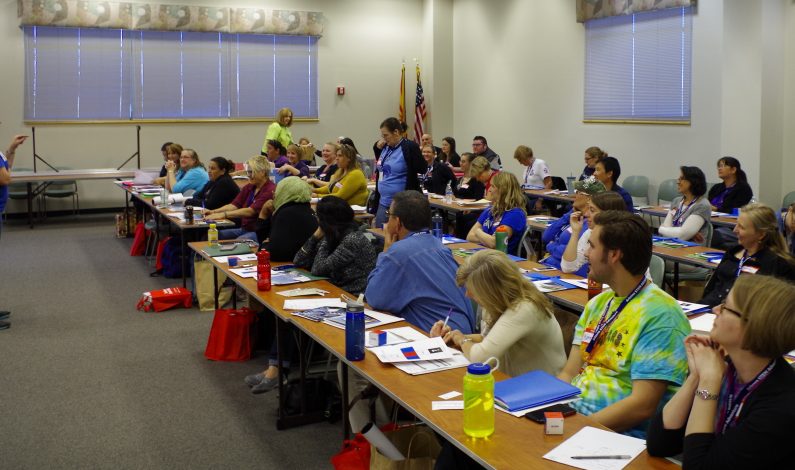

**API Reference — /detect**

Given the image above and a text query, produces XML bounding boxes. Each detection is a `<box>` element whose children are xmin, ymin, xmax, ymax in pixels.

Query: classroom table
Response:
<box><xmin>639</xmin><ymin>205</ymin><xmax>738</xmax><ymax>228</ymax></box>
<box><xmin>427</xmin><ymin>195</ymin><xmax>490</xmax><ymax>213</ymax></box>
<box><xmin>188</xmin><ymin>241</ymin><xmax>675</xmax><ymax>470</ymax></box>
<box><xmin>524</xmin><ymin>188</ymin><xmax>576</xmax><ymax>204</ymax></box>
<box><xmin>651</xmin><ymin>243</ymin><xmax>723</xmax><ymax>298</ymax></box>
<box><xmin>13</xmin><ymin>168</ymin><xmax>157</xmax><ymax>228</ymax></box>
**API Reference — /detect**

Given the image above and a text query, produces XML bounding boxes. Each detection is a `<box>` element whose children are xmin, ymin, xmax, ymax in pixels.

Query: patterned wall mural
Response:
<box><xmin>576</xmin><ymin>0</ymin><xmax>695</xmax><ymax>22</ymax></box>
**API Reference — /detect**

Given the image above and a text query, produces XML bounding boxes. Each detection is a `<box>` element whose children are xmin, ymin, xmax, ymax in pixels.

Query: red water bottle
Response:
<box><xmin>587</xmin><ymin>276</ymin><xmax>602</xmax><ymax>300</ymax></box>
<box><xmin>257</xmin><ymin>249</ymin><xmax>271</xmax><ymax>291</ymax></box>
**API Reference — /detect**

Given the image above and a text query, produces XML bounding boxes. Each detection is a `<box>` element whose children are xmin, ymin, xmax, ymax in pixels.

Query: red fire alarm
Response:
<box><xmin>337</xmin><ymin>86</ymin><xmax>345</xmax><ymax>95</ymax></box>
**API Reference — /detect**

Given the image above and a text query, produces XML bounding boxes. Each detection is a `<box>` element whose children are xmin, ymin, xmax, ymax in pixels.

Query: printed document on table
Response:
<box><xmin>365</xmin><ymin>326</ymin><xmax>428</xmax><ymax>348</ymax></box>
<box><xmin>543</xmin><ymin>426</ymin><xmax>646</xmax><ymax>470</ymax></box>
<box><xmin>392</xmin><ymin>351</ymin><xmax>470</xmax><ymax>375</ymax></box>
<box><xmin>322</xmin><ymin>309</ymin><xmax>404</xmax><ymax>330</ymax></box>
<box><xmin>370</xmin><ymin>337</ymin><xmax>453</xmax><ymax>363</ymax></box>
<box><xmin>283</xmin><ymin>298</ymin><xmax>347</xmax><ymax>310</ymax></box>
<box><xmin>229</xmin><ymin>267</ymin><xmax>258</xmax><ymax>279</ymax></box>
<box><xmin>212</xmin><ymin>253</ymin><xmax>257</xmax><ymax>264</ymax></box>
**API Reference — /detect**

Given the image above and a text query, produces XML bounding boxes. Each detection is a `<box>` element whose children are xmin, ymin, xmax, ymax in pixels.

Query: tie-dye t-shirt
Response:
<box><xmin>570</xmin><ymin>282</ymin><xmax>690</xmax><ymax>438</ymax></box>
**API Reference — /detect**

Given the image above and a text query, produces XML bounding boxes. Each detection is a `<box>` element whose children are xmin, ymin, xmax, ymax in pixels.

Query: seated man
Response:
<box><xmin>472</xmin><ymin>135</ymin><xmax>501</xmax><ymax>170</ymax></box>
<box><xmin>557</xmin><ymin>211</ymin><xmax>690</xmax><ymax>438</ymax></box>
<box><xmin>366</xmin><ymin>190</ymin><xmax>475</xmax><ymax>334</ymax></box>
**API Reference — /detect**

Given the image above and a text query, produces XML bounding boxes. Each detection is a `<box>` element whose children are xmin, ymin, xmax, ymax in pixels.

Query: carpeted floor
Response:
<box><xmin>0</xmin><ymin>214</ymin><xmax>341</xmax><ymax>469</ymax></box>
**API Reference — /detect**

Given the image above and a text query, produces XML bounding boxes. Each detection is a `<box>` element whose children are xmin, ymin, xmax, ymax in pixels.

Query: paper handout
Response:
<box><xmin>370</xmin><ymin>337</ymin><xmax>453</xmax><ymax>363</ymax></box>
<box><xmin>543</xmin><ymin>426</ymin><xmax>646</xmax><ymax>470</ymax></box>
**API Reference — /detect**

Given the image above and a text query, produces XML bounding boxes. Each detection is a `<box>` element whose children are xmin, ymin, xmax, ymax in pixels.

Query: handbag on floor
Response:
<box><xmin>370</xmin><ymin>423</ymin><xmax>440</xmax><ymax>470</ymax></box>
<box><xmin>331</xmin><ymin>433</ymin><xmax>371</xmax><ymax>470</ymax></box>
<box><xmin>129</xmin><ymin>222</ymin><xmax>148</xmax><ymax>256</ymax></box>
<box><xmin>194</xmin><ymin>258</ymin><xmax>234</xmax><ymax>311</ymax></box>
<box><xmin>204</xmin><ymin>307</ymin><xmax>256</xmax><ymax>361</ymax></box>
<box><xmin>136</xmin><ymin>287</ymin><xmax>193</xmax><ymax>312</ymax></box>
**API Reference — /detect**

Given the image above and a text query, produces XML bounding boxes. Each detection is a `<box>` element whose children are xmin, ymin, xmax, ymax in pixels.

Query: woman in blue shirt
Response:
<box><xmin>467</xmin><ymin>172</ymin><xmax>527</xmax><ymax>255</ymax></box>
<box><xmin>165</xmin><ymin>148</ymin><xmax>209</xmax><ymax>195</ymax></box>
<box><xmin>373</xmin><ymin>117</ymin><xmax>425</xmax><ymax>227</ymax></box>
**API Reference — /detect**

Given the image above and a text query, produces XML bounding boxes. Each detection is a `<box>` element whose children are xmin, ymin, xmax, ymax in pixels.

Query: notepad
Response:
<box><xmin>543</xmin><ymin>426</ymin><xmax>646</xmax><ymax>470</ymax></box>
<box><xmin>494</xmin><ymin>370</ymin><xmax>580</xmax><ymax>412</ymax></box>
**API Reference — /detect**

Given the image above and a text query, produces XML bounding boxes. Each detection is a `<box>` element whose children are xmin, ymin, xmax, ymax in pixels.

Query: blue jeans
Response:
<box><xmin>218</xmin><ymin>227</ymin><xmax>258</xmax><ymax>243</ymax></box>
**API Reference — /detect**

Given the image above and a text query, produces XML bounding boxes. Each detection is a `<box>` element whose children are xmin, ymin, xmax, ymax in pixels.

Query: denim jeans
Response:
<box><xmin>218</xmin><ymin>227</ymin><xmax>258</xmax><ymax>243</ymax></box>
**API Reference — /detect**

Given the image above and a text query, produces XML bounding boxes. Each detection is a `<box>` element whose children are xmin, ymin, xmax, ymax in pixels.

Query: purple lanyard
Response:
<box><xmin>672</xmin><ymin>198</ymin><xmax>697</xmax><ymax>227</ymax></box>
<box><xmin>585</xmin><ymin>278</ymin><xmax>648</xmax><ymax>354</ymax></box>
<box><xmin>717</xmin><ymin>360</ymin><xmax>776</xmax><ymax>434</ymax></box>
<box><xmin>735</xmin><ymin>250</ymin><xmax>751</xmax><ymax>278</ymax></box>
<box><xmin>247</xmin><ymin>188</ymin><xmax>256</xmax><ymax>207</ymax></box>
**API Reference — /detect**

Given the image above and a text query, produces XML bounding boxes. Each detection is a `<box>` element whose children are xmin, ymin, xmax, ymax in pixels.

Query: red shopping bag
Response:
<box><xmin>136</xmin><ymin>287</ymin><xmax>193</xmax><ymax>312</ymax></box>
<box><xmin>204</xmin><ymin>308</ymin><xmax>257</xmax><ymax>361</ymax></box>
<box><xmin>331</xmin><ymin>433</ymin><xmax>371</xmax><ymax>470</ymax></box>
<box><xmin>129</xmin><ymin>222</ymin><xmax>148</xmax><ymax>256</ymax></box>
<box><xmin>155</xmin><ymin>236</ymin><xmax>171</xmax><ymax>271</ymax></box>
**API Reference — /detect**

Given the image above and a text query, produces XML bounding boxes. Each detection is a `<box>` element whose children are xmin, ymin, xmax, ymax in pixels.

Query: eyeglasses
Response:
<box><xmin>384</xmin><ymin>208</ymin><xmax>392</xmax><ymax>218</ymax></box>
<box><xmin>718</xmin><ymin>303</ymin><xmax>743</xmax><ymax>318</ymax></box>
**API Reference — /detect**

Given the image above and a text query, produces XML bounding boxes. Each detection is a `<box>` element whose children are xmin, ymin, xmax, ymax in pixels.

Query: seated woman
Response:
<box><xmin>185</xmin><ymin>157</ymin><xmax>240</xmax><ymax>210</ymax></box>
<box><xmin>431</xmin><ymin>249</ymin><xmax>566</xmax><ymax>377</ymax></box>
<box><xmin>560</xmin><ymin>191</ymin><xmax>626</xmax><ymax>276</ymax></box>
<box><xmin>276</xmin><ymin>144</ymin><xmax>310</xmax><ymax>178</ymax></box>
<box><xmin>246</xmin><ymin>196</ymin><xmax>377</xmax><ymax>394</ymax></box>
<box><xmin>314</xmin><ymin>144</ymin><xmax>369</xmax><ymax>206</ymax></box>
<box><xmin>420</xmin><ymin>143</ymin><xmax>455</xmax><ymax>195</ymax></box>
<box><xmin>660</xmin><ymin>166</ymin><xmax>712</xmax><ymax>242</ymax></box>
<box><xmin>164</xmin><ymin>148</ymin><xmax>209</xmax><ymax>195</ymax></box>
<box><xmin>450</xmin><ymin>152</ymin><xmax>485</xmax><ymax>239</ymax></box>
<box><xmin>579</xmin><ymin>146</ymin><xmax>605</xmax><ymax>181</ymax></box>
<box><xmin>438</xmin><ymin>136</ymin><xmax>460</xmax><ymax>168</ymax></box>
<box><xmin>541</xmin><ymin>177</ymin><xmax>606</xmax><ymax>270</ymax></box>
<box><xmin>647</xmin><ymin>275</ymin><xmax>795</xmax><ymax>469</ymax></box>
<box><xmin>592</xmin><ymin>156</ymin><xmax>634</xmax><ymax>212</ymax></box>
<box><xmin>467</xmin><ymin>172</ymin><xmax>527</xmax><ymax>255</ymax></box>
<box><xmin>699</xmin><ymin>203</ymin><xmax>795</xmax><ymax>307</ymax></box>
<box><xmin>514</xmin><ymin>145</ymin><xmax>552</xmax><ymax>213</ymax></box>
<box><xmin>203</xmin><ymin>156</ymin><xmax>276</xmax><ymax>243</ymax></box>
<box><xmin>470</xmin><ymin>156</ymin><xmax>498</xmax><ymax>193</ymax></box>
<box><xmin>708</xmin><ymin>156</ymin><xmax>754</xmax><ymax>249</ymax></box>
<box><xmin>256</xmin><ymin>176</ymin><xmax>317</xmax><ymax>261</ymax></box>
<box><xmin>305</xmin><ymin>142</ymin><xmax>339</xmax><ymax>187</ymax></box>
<box><xmin>264</xmin><ymin>139</ymin><xmax>289</xmax><ymax>169</ymax></box>
<box><xmin>338</xmin><ymin>137</ymin><xmax>372</xmax><ymax>180</ymax></box>
<box><xmin>153</xmin><ymin>142</ymin><xmax>178</xmax><ymax>186</ymax></box>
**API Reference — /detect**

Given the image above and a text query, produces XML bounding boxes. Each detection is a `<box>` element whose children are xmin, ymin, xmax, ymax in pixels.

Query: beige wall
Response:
<box><xmin>0</xmin><ymin>0</ymin><xmax>424</xmax><ymax>213</ymax></box>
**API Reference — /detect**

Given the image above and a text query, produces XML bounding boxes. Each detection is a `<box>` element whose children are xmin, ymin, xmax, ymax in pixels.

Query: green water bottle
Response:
<box><xmin>494</xmin><ymin>225</ymin><xmax>509</xmax><ymax>253</ymax></box>
<box><xmin>463</xmin><ymin>358</ymin><xmax>499</xmax><ymax>438</ymax></box>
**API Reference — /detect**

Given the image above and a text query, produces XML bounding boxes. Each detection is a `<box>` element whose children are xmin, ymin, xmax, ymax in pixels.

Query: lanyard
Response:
<box><xmin>584</xmin><ymin>278</ymin><xmax>648</xmax><ymax>355</ymax></box>
<box><xmin>524</xmin><ymin>164</ymin><xmax>532</xmax><ymax>185</ymax></box>
<box><xmin>380</xmin><ymin>139</ymin><xmax>403</xmax><ymax>166</ymax></box>
<box><xmin>735</xmin><ymin>250</ymin><xmax>751</xmax><ymax>278</ymax></box>
<box><xmin>247</xmin><ymin>187</ymin><xmax>257</xmax><ymax>207</ymax></box>
<box><xmin>717</xmin><ymin>360</ymin><xmax>776</xmax><ymax>434</ymax></box>
<box><xmin>672</xmin><ymin>197</ymin><xmax>698</xmax><ymax>227</ymax></box>
<box><xmin>423</xmin><ymin>165</ymin><xmax>433</xmax><ymax>181</ymax></box>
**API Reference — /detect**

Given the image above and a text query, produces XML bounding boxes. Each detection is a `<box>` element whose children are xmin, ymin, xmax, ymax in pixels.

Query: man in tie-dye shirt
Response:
<box><xmin>558</xmin><ymin>211</ymin><xmax>690</xmax><ymax>438</ymax></box>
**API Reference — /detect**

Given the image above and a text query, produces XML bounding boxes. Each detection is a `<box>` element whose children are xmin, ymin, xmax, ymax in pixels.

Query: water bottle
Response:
<box><xmin>444</xmin><ymin>182</ymin><xmax>453</xmax><ymax>203</ymax></box>
<box><xmin>207</xmin><ymin>223</ymin><xmax>219</xmax><ymax>246</ymax></box>
<box><xmin>495</xmin><ymin>226</ymin><xmax>509</xmax><ymax>253</ymax></box>
<box><xmin>566</xmin><ymin>175</ymin><xmax>576</xmax><ymax>196</ymax></box>
<box><xmin>256</xmin><ymin>249</ymin><xmax>271</xmax><ymax>291</ymax></box>
<box><xmin>463</xmin><ymin>358</ymin><xmax>499</xmax><ymax>438</ymax></box>
<box><xmin>432</xmin><ymin>211</ymin><xmax>443</xmax><ymax>240</ymax></box>
<box><xmin>345</xmin><ymin>298</ymin><xmax>365</xmax><ymax>361</ymax></box>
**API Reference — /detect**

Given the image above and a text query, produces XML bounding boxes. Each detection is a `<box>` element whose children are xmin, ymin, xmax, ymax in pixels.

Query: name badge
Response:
<box><xmin>581</xmin><ymin>327</ymin><xmax>595</xmax><ymax>345</ymax></box>
<box><xmin>740</xmin><ymin>265</ymin><xmax>759</xmax><ymax>274</ymax></box>
<box><xmin>334</xmin><ymin>182</ymin><xmax>344</xmax><ymax>189</ymax></box>
<box><xmin>566</xmin><ymin>226</ymin><xmax>573</xmax><ymax>234</ymax></box>
<box><xmin>460</xmin><ymin>184</ymin><xmax>469</xmax><ymax>189</ymax></box>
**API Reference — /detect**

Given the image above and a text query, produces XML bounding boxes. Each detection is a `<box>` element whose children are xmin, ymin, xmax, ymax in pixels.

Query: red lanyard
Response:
<box><xmin>716</xmin><ymin>360</ymin><xmax>775</xmax><ymax>434</ymax></box>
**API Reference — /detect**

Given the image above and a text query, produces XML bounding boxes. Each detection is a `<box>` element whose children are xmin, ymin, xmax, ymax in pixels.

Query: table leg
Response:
<box><xmin>181</xmin><ymin>233</ymin><xmax>188</xmax><ymax>288</ymax></box>
<box><xmin>673</xmin><ymin>262</ymin><xmax>680</xmax><ymax>299</ymax></box>
<box><xmin>342</xmin><ymin>362</ymin><xmax>350</xmax><ymax>440</ymax></box>
<box><xmin>213</xmin><ymin>265</ymin><xmax>219</xmax><ymax>311</ymax></box>
<box><xmin>27</xmin><ymin>182</ymin><xmax>33</xmax><ymax>229</ymax></box>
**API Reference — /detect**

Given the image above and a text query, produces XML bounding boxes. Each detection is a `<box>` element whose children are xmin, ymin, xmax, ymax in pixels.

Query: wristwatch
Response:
<box><xmin>695</xmin><ymin>389</ymin><xmax>719</xmax><ymax>400</ymax></box>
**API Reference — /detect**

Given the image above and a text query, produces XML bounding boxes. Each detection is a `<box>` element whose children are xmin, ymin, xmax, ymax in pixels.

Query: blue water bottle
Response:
<box><xmin>345</xmin><ymin>299</ymin><xmax>365</xmax><ymax>361</ymax></box>
<box><xmin>432</xmin><ymin>211</ymin><xmax>443</xmax><ymax>240</ymax></box>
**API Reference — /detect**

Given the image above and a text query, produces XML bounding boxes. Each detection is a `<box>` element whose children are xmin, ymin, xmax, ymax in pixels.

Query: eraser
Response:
<box><xmin>544</xmin><ymin>411</ymin><xmax>564</xmax><ymax>435</ymax></box>
<box><xmin>368</xmin><ymin>330</ymin><xmax>387</xmax><ymax>347</ymax></box>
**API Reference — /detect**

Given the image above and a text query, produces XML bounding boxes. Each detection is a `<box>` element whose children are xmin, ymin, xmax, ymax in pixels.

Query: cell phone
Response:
<box><xmin>532</xmin><ymin>267</ymin><xmax>556</xmax><ymax>272</ymax></box>
<box><xmin>219</xmin><ymin>243</ymin><xmax>237</xmax><ymax>252</ymax></box>
<box><xmin>524</xmin><ymin>404</ymin><xmax>577</xmax><ymax>423</ymax></box>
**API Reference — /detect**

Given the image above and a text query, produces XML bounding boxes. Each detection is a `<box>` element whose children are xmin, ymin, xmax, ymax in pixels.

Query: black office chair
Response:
<box><xmin>544</xmin><ymin>176</ymin><xmax>570</xmax><ymax>217</ymax></box>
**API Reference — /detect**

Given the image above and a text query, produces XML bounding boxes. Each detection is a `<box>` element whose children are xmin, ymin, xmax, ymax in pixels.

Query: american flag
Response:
<box><xmin>414</xmin><ymin>65</ymin><xmax>426</xmax><ymax>144</ymax></box>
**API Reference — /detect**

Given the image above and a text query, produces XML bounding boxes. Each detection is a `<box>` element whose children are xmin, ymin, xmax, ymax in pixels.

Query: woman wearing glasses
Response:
<box><xmin>699</xmin><ymin>203</ymin><xmax>795</xmax><ymax>307</ymax></box>
<box><xmin>647</xmin><ymin>275</ymin><xmax>795</xmax><ymax>468</ymax></box>
<box><xmin>579</xmin><ymin>146</ymin><xmax>605</xmax><ymax>181</ymax></box>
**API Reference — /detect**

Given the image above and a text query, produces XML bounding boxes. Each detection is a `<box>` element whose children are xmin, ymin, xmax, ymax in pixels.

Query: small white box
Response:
<box><xmin>544</xmin><ymin>412</ymin><xmax>564</xmax><ymax>435</ymax></box>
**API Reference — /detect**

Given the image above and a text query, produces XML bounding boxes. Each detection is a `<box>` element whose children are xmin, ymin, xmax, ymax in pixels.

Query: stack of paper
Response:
<box><xmin>532</xmin><ymin>279</ymin><xmax>579</xmax><ymax>293</ymax></box>
<box><xmin>678</xmin><ymin>300</ymin><xmax>711</xmax><ymax>316</ymax></box>
<box><xmin>455</xmin><ymin>199</ymin><xmax>490</xmax><ymax>206</ymax></box>
<box><xmin>370</xmin><ymin>336</ymin><xmax>470</xmax><ymax>375</ymax></box>
<box><xmin>543</xmin><ymin>426</ymin><xmax>646</xmax><ymax>470</ymax></box>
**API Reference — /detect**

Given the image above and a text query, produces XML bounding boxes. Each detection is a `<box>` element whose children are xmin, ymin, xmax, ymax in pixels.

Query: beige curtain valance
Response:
<box><xmin>17</xmin><ymin>0</ymin><xmax>325</xmax><ymax>35</ymax></box>
<box><xmin>576</xmin><ymin>0</ymin><xmax>696</xmax><ymax>23</ymax></box>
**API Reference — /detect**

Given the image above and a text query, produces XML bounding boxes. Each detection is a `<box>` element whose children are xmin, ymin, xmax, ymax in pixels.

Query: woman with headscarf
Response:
<box><xmin>256</xmin><ymin>176</ymin><xmax>318</xmax><ymax>261</ymax></box>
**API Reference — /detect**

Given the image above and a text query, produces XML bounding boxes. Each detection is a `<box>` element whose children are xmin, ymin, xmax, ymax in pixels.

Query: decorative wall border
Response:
<box><xmin>576</xmin><ymin>0</ymin><xmax>695</xmax><ymax>23</ymax></box>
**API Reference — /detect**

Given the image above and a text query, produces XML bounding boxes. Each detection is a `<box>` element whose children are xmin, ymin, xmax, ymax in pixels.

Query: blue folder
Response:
<box><xmin>494</xmin><ymin>370</ymin><xmax>581</xmax><ymax>412</ymax></box>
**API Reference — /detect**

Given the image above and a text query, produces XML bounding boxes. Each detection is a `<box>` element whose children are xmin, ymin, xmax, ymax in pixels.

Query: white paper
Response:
<box><xmin>212</xmin><ymin>253</ymin><xmax>258</xmax><ymax>264</ymax></box>
<box><xmin>283</xmin><ymin>298</ymin><xmax>347</xmax><ymax>310</ymax></box>
<box><xmin>496</xmin><ymin>398</ymin><xmax>580</xmax><ymax>418</ymax></box>
<box><xmin>350</xmin><ymin>205</ymin><xmax>367</xmax><ymax>212</ymax></box>
<box><xmin>432</xmin><ymin>400</ymin><xmax>464</xmax><ymax>410</ymax></box>
<box><xmin>392</xmin><ymin>351</ymin><xmax>470</xmax><ymax>375</ymax></box>
<box><xmin>321</xmin><ymin>309</ymin><xmax>404</xmax><ymax>331</ymax></box>
<box><xmin>689</xmin><ymin>313</ymin><xmax>716</xmax><ymax>335</ymax></box>
<box><xmin>678</xmin><ymin>300</ymin><xmax>710</xmax><ymax>314</ymax></box>
<box><xmin>370</xmin><ymin>337</ymin><xmax>453</xmax><ymax>363</ymax></box>
<box><xmin>276</xmin><ymin>287</ymin><xmax>329</xmax><ymax>297</ymax></box>
<box><xmin>152</xmin><ymin>193</ymin><xmax>186</xmax><ymax>205</ymax></box>
<box><xmin>438</xmin><ymin>391</ymin><xmax>462</xmax><ymax>400</ymax></box>
<box><xmin>229</xmin><ymin>266</ymin><xmax>258</xmax><ymax>279</ymax></box>
<box><xmin>365</xmin><ymin>326</ymin><xmax>427</xmax><ymax>348</ymax></box>
<box><xmin>543</xmin><ymin>426</ymin><xmax>646</xmax><ymax>470</ymax></box>
<box><xmin>533</xmin><ymin>280</ymin><xmax>574</xmax><ymax>293</ymax></box>
<box><xmin>455</xmin><ymin>198</ymin><xmax>490</xmax><ymax>206</ymax></box>
<box><xmin>563</xmin><ymin>278</ymin><xmax>609</xmax><ymax>291</ymax></box>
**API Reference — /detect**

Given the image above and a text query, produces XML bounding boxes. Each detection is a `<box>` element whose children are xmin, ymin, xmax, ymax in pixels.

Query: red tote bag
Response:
<box><xmin>129</xmin><ymin>222</ymin><xmax>148</xmax><ymax>256</ymax></box>
<box><xmin>136</xmin><ymin>287</ymin><xmax>193</xmax><ymax>312</ymax></box>
<box><xmin>204</xmin><ymin>308</ymin><xmax>257</xmax><ymax>361</ymax></box>
<box><xmin>331</xmin><ymin>433</ymin><xmax>371</xmax><ymax>470</ymax></box>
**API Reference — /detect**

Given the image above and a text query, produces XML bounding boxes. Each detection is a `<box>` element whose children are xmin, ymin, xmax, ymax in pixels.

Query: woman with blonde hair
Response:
<box><xmin>276</xmin><ymin>144</ymin><xmax>310</xmax><ymax>178</ymax></box>
<box><xmin>204</xmin><ymin>155</ymin><xmax>276</xmax><ymax>243</ymax></box>
<box><xmin>699</xmin><ymin>203</ymin><xmax>795</xmax><ymax>306</ymax></box>
<box><xmin>470</xmin><ymin>155</ymin><xmax>497</xmax><ymax>192</ymax></box>
<box><xmin>648</xmin><ymin>275</ymin><xmax>795</xmax><ymax>468</ymax></box>
<box><xmin>467</xmin><ymin>172</ymin><xmax>527</xmax><ymax>254</ymax></box>
<box><xmin>579</xmin><ymin>146</ymin><xmax>605</xmax><ymax>181</ymax></box>
<box><xmin>313</xmin><ymin>144</ymin><xmax>368</xmax><ymax>206</ymax></box>
<box><xmin>430</xmin><ymin>249</ymin><xmax>566</xmax><ymax>377</ymax></box>
<box><xmin>306</xmin><ymin>142</ymin><xmax>339</xmax><ymax>187</ymax></box>
<box><xmin>261</xmin><ymin>107</ymin><xmax>293</xmax><ymax>153</ymax></box>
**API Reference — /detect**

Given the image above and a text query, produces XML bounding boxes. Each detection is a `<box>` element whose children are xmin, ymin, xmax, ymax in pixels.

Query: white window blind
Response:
<box><xmin>584</xmin><ymin>7</ymin><xmax>692</xmax><ymax>122</ymax></box>
<box><xmin>24</xmin><ymin>26</ymin><xmax>318</xmax><ymax>121</ymax></box>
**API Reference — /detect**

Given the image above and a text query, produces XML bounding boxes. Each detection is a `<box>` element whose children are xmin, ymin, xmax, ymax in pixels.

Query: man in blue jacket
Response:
<box><xmin>0</xmin><ymin>133</ymin><xmax>28</xmax><ymax>330</ymax></box>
